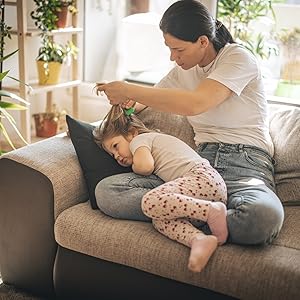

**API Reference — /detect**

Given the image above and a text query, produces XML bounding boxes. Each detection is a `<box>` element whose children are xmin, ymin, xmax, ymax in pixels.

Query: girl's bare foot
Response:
<box><xmin>188</xmin><ymin>235</ymin><xmax>218</xmax><ymax>273</ymax></box>
<box><xmin>207</xmin><ymin>202</ymin><xmax>228</xmax><ymax>245</ymax></box>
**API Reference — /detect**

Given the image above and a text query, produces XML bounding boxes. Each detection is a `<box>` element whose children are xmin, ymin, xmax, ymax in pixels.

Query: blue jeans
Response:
<box><xmin>95</xmin><ymin>143</ymin><xmax>284</xmax><ymax>245</ymax></box>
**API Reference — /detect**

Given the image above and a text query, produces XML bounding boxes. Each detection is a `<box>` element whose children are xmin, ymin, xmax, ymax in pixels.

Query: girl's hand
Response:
<box><xmin>94</xmin><ymin>81</ymin><xmax>130</xmax><ymax>105</ymax></box>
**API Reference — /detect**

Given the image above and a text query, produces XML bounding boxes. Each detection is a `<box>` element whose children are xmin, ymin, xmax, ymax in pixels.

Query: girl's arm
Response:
<box><xmin>132</xmin><ymin>146</ymin><xmax>154</xmax><ymax>176</ymax></box>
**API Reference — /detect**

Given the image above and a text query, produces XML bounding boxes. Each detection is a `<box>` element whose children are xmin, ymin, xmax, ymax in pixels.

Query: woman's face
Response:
<box><xmin>102</xmin><ymin>134</ymin><xmax>134</xmax><ymax>167</ymax></box>
<box><xmin>163</xmin><ymin>33</ymin><xmax>209</xmax><ymax>69</ymax></box>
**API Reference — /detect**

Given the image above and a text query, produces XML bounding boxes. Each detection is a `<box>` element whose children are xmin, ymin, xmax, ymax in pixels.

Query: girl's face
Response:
<box><xmin>163</xmin><ymin>33</ymin><xmax>210</xmax><ymax>69</ymax></box>
<box><xmin>102</xmin><ymin>134</ymin><xmax>135</xmax><ymax>167</ymax></box>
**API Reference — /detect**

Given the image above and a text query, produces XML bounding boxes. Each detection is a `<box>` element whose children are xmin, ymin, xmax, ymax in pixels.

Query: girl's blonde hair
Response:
<box><xmin>93</xmin><ymin>105</ymin><xmax>152</xmax><ymax>148</ymax></box>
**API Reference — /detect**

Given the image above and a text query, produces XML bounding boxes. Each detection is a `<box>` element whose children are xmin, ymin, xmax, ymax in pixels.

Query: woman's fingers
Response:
<box><xmin>93</xmin><ymin>82</ymin><xmax>106</xmax><ymax>96</ymax></box>
<box><xmin>122</xmin><ymin>99</ymin><xmax>136</xmax><ymax>109</ymax></box>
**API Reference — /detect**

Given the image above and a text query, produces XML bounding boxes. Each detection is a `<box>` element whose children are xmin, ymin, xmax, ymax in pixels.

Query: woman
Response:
<box><xmin>95</xmin><ymin>0</ymin><xmax>284</xmax><ymax>245</ymax></box>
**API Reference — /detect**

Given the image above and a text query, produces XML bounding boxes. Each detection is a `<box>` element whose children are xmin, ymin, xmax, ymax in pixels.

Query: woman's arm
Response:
<box><xmin>132</xmin><ymin>146</ymin><xmax>155</xmax><ymax>176</ymax></box>
<box><xmin>96</xmin><ymin>79</ymin><xmax>232</xmax><ymax>116</ymax></box>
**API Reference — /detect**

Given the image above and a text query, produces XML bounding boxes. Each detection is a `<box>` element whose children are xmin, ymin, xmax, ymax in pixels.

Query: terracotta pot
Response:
<box><xmin>33</xmin><ymin>113</ymin><xmax>59</xmax><ymax>138</ymax></box>
<box><xmin>55</xmin><ymin>5</ymin><xmax>68</xmax><ymax>28</ymax></box>
<box><xmin>36</xmin><ymin>61</ymin><xmax>62</xmax><ymax>85</ymax></box>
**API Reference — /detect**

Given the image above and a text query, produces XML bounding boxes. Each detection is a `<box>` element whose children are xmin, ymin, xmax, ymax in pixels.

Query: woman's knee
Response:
<box><xmin>95</xmin><ymin>176</ymin><xmax>120</xmax><ymax>215</ymax></box>
<box><xmin>227</xmin><ymin>190</ymin><xmax>284</xmax><ymax>245</ymax></box>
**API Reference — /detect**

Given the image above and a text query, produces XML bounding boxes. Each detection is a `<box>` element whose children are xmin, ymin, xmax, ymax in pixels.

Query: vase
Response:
<box><xmin>36</xmin><ymin>61</ymin><xmax>62</xmax><ymax>85</ymax></box>
<box><xmin>55</xmin><ymin>5</ymin><xmax>68</xmax><ymax>29</ymax></box>
<box><xmin>33</xmin><ymin>113</ymin><xmax>59</xmax><ymax>138</ymax></box>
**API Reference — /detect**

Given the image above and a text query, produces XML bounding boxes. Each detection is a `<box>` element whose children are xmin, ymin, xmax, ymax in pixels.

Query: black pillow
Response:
<box><xmin>66</xmin><ymin>115</ymin><xmax>132</xmax><ymax>209</ymax></box>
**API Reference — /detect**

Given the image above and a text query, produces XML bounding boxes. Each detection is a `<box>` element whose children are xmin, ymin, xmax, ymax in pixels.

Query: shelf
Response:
<box><xmin>5</xmin><ymin>1</ymin><xmax>17</xmax><ymax>6</ymax></box>
<box><xmin>9</xmin><ymin>27</ymin><xmax>83</xmax><ymax>36</ymax></box>
<box><xmin>6</xmin><ymin>0</ymin><xmax>82</xmax><ymax>144</ymax></box>
<box><xmin>4</xmin><ymin>80</ymin><xmax>81</xmax><ymax>95</ymax></box>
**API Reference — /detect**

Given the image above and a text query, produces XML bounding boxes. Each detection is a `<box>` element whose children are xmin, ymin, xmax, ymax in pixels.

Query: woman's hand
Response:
<box><xmin>94</xmin><ymin>81</ymin><xmax>130</xmax><ymax>105</ymax></box>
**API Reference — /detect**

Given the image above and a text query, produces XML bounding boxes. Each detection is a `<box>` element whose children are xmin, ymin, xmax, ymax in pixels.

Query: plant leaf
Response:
<box><xmin>0</xmin><ymin>109</ymin><xmax>28</xmax><ymax>145</ymax></box>
<box><xmin>7</xmin><ymin>76</ymin><xmax>33</xmax><ymax>91</ymax></box>
<box><xmin>0</xmin><ymin>90</ymin><xmax>30</xmax><ymax>106</ymax></box>
<box><xmin>0</xmin><ymin>101</ymin><xmax>28</xmax><ymax>110</ymax></box>
<box><xmin>0</xmin><ymin>122</ymin><xmax>16</xmax><ymax>150</ymax></box>
<box><xmin>0</xmin><ymin>49</ymin><xmax>19</xmax><ymax>63</ymax></box>
<box><xmin>0</xmin><ymin>70</ymin><xmax>10</xmax><ymax>81</ymax></box>
<box><xmin>0</xmin><ymin>107</ymin><xmax>16</xmax><ymax>124</ymax></box>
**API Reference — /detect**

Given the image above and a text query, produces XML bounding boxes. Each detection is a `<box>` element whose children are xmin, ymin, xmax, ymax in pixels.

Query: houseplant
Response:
<box><xmin>0</xmin><ymin>3</ymin><xmax>29</xmax><ymax>154</ymax></box>
<box><xmin>0</xmin><ymin>51</ymin><xmax>30</xmax><ymax>154</ymax></box>
<box><xmin>31</xmin><ymin>0</ymin><xmax>79</xmax><ymax>85</ymax></box>
<box><xmin>218</xmin><ymin>0</ymin><xmax>278</xmax><ymax>60</ymax></box>
<box><xmin>30</xmin><ymin>0</ymin><xmax>78</xmax><ymax>137</ymax></box>
<box><xmin>36</xmin><ymin>34</ymin><xmax>78</xmax><ymax>85</ymax></box>
<box><xmin>31</xmin><ymin>0</ymin><xmax>78</xmax><ymax>30</ymax></box>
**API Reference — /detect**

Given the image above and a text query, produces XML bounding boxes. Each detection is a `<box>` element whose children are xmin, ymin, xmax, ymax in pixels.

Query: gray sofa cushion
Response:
<box><xmin>269</xmin><ymin>105</ymin><xmax>300</xmax><ymax>205</ymax></box>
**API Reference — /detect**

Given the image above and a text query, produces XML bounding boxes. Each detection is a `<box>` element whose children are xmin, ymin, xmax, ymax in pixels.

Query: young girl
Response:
<box><xmin>93</xmin><ymin>105</ymin><xmax>227</xmax><ymax>272</ymax></box>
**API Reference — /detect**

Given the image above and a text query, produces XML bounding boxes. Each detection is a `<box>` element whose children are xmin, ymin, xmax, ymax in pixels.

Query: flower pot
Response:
<box><xmin>55</xmin><ymin>5</ymin><xmax>68</xmax><ymax>28</ymax></box>
<box><xmin>33</xmin><ymin>113</ymin><xmax>59</xmax><ymax>138</ymax></box>
<box><xmin>37</xmin><ymin>61</ymin><xmax>62</xmax><ymax>85</ymax></box>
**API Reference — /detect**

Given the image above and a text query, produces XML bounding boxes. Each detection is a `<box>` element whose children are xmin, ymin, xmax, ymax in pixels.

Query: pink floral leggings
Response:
<box><xmin>142</xmin><ymin>162</ymin><xmax>227</xmax><ymax>247</ymax></box>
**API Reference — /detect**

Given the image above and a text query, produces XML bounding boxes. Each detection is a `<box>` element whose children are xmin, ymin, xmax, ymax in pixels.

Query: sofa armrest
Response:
<box><xmin>1</xmin><ymin>134</ymin><xmax>88</xmax><ymax>218</ymax></box>
<box><xmin>0</xmin><ymin>134</ymin><xmax>88</xmax><ymax>296</ymax></box>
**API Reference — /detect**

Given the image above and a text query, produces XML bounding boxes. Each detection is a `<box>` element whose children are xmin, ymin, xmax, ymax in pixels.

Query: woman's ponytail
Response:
<box><xmin>212</xmin><ymin>20</ymin><xmax>235</xmax><ymax>52</ymax></box>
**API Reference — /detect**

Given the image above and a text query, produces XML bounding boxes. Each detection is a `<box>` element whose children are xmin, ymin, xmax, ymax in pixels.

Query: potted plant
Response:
<box><xmin>56</xmin><ymin>0</ymin><xmax>78</xmax><ymax>28</ymax></box>
<box><xmin>36</xmin><ymin>34</ymin><xmax>78</xmax><ymax>85</ymax></box>
<box><xmin>31</xmin><ymin>0</ymin><xmax>78</xmax><ymax>30</ymax></box>
<box><xmin>31</xmin><ymin>0</ymin><xmax>79</xmax><ymax>85</ymax></box>
<box><xmin>30</xmin><ymin>0</ymin><xmax>78</xmax><ymax>137</ymax></box>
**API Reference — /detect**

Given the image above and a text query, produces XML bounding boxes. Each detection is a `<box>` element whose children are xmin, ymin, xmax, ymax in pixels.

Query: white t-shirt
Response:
<box><xmin>155</xmin><ymin>43</ymin><xmax>274</xmax><ymax>156</ymax></box>
<box><xmin>130</xmin><ymin>132</ymin><xmax>208</xmax><ymax>182</ymax></box>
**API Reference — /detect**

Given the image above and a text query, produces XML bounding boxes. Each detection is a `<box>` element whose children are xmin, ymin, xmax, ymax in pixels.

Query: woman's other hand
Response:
<box><xmin>95</xmin><ymin>81</ymin><xmax>129</xmax><ymax>105</ymax></box>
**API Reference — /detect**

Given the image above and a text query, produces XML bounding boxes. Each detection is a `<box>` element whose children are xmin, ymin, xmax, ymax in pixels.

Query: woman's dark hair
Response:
<box><xmin>159</xmin><ymin>0</ymin><xmax>234</xmax><ymax>52</ymax></box>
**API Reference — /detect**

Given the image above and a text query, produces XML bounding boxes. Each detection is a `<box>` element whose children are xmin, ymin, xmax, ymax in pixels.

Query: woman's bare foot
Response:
<box><xmin>207</xmin><ymin>202</ymin><xmax>228</xmax><ymax>245</ymax></box>
<box><xmin>188</xmin><ymin>235</ymin><xmax>218</xmax><ymax>272</ymax></box>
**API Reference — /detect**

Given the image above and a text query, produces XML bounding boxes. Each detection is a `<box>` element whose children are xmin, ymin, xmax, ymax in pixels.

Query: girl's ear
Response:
<box><xmin>126</xmin><ymin>128</ymin><xmax>138</xmax><ymax>141</ymax></box>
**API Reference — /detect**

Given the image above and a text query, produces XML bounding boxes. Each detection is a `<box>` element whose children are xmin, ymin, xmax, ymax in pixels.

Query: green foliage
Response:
<box><xmin>37</xmin><ymin>34</ymin><xmax>78</xmax><ymax>64</ymax></box>
<box><xmin>30</xmin><ymin>1</ymin><xmax>79</xmax><ymax>69</ymax></box>
<box><xmin>0</xmin><ymin>50</ymin><xmax>30</xmax><ymax>152</ymax></box>
<box><xmin>30</xmin><ymin>0</ymin><xmax>79</xmax><ymax>61</ymax></box>
<box><xmin>0</xmin><ymin>16</ymin><xmax>11</xmax><ymax>57</ymax></box>
<box><xmin>218</xmin><ymin>0</ymin><xmax>278</xmax><ymax>59</ymax></box>
<box><xmin>30</xmin><ymin>0</ymin><xmax>77</xmax><ymax>32</ymax></box>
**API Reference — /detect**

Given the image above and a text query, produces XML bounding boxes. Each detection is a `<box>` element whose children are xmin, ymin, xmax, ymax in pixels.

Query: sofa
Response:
<box><xmin>0</xmin><ymin>102</ymin><xmax>299</xmax><ymax>300</ymax></box>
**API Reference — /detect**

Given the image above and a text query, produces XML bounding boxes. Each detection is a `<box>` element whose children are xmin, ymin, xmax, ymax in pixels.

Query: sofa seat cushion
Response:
<box><xmin>55</xmin><ymin>203</ymin><xmax>300</xmax><ymax>300</ymax></box>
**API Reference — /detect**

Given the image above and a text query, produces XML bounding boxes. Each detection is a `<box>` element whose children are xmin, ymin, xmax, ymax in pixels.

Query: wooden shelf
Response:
<box><xmin>4</xmin><ymin>80</ymin><xmax>81</xmax><ymax>95</ymax></box>
<box><xmin>10</xmin><ymin>27</ymin><xmax>83</xmax><ymax>36</ymax></box>
<box><xmin>5</xmin><ymin>1</ymin><xmax>17</xmax><ymax>6</ymax></box>
<box><xmin>9</xmin><ymin>0</ymin><xmax>82</xmax><ymax>144</ymax></box>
